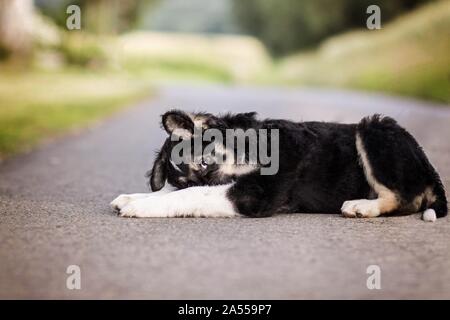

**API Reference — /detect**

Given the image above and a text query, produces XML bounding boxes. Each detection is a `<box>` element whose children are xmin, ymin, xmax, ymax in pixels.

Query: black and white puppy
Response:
<box><xmin>111</xmin><ymin>110</ymin><xmax>448</xmax><ymax>221</ymax></box>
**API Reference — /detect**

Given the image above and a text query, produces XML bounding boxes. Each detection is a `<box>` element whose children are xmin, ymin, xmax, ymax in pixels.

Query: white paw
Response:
<box><xmin>111</xmin><ymin>193</ymin><xmax>150</xmax><ymax>210</ymax></box>
<box><xmin>341</xmin><ymin>199</ymin><xmax>380</xmax><ymax>218</ymax></box>
<box><xmin>111</xmin><ymin>194</ymin><xmax>133</xmax><ymax>210</ymax></box>
<box><xmin>119</xmin><ymin>199</ymin><xmax>161</xmax><ymax>218</ymax></box>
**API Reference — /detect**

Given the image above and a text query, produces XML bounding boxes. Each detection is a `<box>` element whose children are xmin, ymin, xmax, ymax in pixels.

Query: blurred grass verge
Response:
<box><xmin>117</xmin><ymin>31</ymin><xmax>271</xmax><ymax>83</ymax></box>
<box><xmin>0</xmin><ymin>13</ymin><xmax>270</xmax><ymax>159</ymax></box>
<box><xmin>272</xmin><ymin>0</ymin><xmax>450</xmax><ymax>103</ymax></box>
<box><xmin>0</xmin><ymin>70</ymin><xmax>151</xmax><ymax>159</ymax></box>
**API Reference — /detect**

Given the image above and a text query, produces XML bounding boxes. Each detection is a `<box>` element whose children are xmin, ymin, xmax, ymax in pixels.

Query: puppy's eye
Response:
<box><xmin>200</xmin><ymin>159</ymin><xmax>208</xmax><ymax>169</ymax></box>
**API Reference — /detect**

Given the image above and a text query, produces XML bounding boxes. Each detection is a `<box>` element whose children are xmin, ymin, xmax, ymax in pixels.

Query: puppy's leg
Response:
<box><xmin>119</xmin><ymin>184</ymin><xmax>239</xmax><ymax>218</ymax></box>
<box><xmin>111</xmin><ymin>193</ymin><xmax>149</xmax><ymax>210</ymax></box>
<box><xmin>341</xmin><ymin>131</ymin><xmax>398</xmax><ymax>218</ymax></box>
<box><xmin>226</xmin><ymin>174</ymin><xmax>277</xmax><ymax>218</ymax></box>
<box><xmin>111</xmin><ymin>184</ymin><xmax>175</xmax><ymax>210</ymax></box>
<box><xmin>342</xmin><ymin>115</ymin><xmax>446</xmax><ymax>220</ymax></box>
<box><xmin>341</xmin><ymin>196</ymin><xmax>397</xmax><ymax>218</ymax></box>
<box><xmin>342</xmin><ymin>117</ymin><xmax>401</xmax><ymax>218</ymax></box>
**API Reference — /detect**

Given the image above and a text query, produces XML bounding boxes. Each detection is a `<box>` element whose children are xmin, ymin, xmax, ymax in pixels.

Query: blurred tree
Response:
<box><xmin>35</xmin><ymin>0</ymin><xmax>158</xmax><ymax>34</ymax></box>
<box><xmin>141</xmin><ymin>0</ymin><xmax>238</xmax><ymax>34</ymax></box>
<box><xmin>0</xmin><ymin>0</ymin><xmax>34</xmax><ymax>60</ymax></box>
<box><xmin>232</xmin><ymin>0</ymin><xmax>436</xmax><ymax>55</ymax></box>
<box><xmin>82</xmin><ymin>0</ymin><xmax>148</xmax><ymax>34</ymax></box>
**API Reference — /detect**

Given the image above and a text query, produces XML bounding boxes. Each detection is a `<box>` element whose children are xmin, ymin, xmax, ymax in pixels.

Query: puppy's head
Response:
<box><xmin>148</xmin><ymin>110</ymin><xmax>236</xmax><ymax>191</ymax></box>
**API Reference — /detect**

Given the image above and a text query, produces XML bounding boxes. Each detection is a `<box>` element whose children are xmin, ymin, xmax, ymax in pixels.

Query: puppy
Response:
<box><xmin>111</xmin><ymin>110</ymin><xmax>447</xmax><ymax>221</ymax></box>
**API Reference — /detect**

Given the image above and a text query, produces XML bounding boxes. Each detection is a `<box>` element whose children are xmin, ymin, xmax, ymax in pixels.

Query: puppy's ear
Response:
<box><xmin>147</xmin><ymin>140</ymin><xmax>169</xmax><ymax>191</ymax></box>
<box><xmin>241</xmin><ymin>112</ymin><xmax>257</xmax><ymax>119</ymax></box>
<box><xmin>162</xmin><ymin>110</ymin><xmax>194</xmax><ymax>138</ymax></box>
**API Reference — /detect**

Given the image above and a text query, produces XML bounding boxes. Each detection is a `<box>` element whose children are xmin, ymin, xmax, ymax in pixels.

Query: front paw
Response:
<box><xmin>119</xmin><ymin>199</ymin><xmax>155</xmax><ymax>218</ymax></box>
<box><xmin>110</xmin><ymin>194</ymin><xmax>133</xmax><ymax>211</ymax></box>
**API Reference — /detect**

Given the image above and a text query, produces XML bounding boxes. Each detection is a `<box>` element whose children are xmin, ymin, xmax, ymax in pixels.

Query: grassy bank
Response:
<box><xmin>0</xmin><ymin>70</ymin><xmax>151</xmax><ymax>158</ymax></box>
<box><xmin>0</xmin><ymin>31</ymin><xmax>270</xmax><ymax>159</ymax></box>
<box><xmin>273</xmin><ymin>0</ymin><xmax>450</xmax><ymax>103</ymax></box>
<box><xmin>117</xmin><ymin>31</ymin><xmax>271</xmax><ymax>83</ymax></box>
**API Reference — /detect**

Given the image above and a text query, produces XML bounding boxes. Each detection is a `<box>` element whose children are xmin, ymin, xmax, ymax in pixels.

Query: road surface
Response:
<box><xmin>1</xmin><ymin>84</ymin><xmax>449</xmax><ymax>299</ymax></box>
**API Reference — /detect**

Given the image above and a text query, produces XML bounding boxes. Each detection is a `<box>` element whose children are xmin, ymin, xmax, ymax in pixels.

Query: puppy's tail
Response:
<box><xmin>422</xmin><ymin>182</ymin><xmax>448</xmax><ymax>222</ymax></box>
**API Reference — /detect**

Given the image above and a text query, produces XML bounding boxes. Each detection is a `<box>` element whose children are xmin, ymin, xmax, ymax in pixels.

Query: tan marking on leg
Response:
<box><xmin>410</xmin><ymin>186</ymin><xmax>435</xmax><ymax>212</ymax></box>
<box><xmin>377</xmin><ymin>189</ymin><xmax>399</xmax><ymax>213</ymax></box>
<box><xmin>424</xmin><ymin>186</ymin><xmax>437</xmax><ymax>206</ymax></box>
<box><xmin>349</xmin><ymin>133</ymin><xmax>400</xmax><ymax>217</ymax></box>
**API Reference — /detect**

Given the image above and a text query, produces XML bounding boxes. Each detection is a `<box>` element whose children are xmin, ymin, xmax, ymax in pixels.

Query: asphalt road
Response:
<box><xmin>1</xmin><ymin>84</ymin><xmax>449</xmax><ymax>299</ymax></box>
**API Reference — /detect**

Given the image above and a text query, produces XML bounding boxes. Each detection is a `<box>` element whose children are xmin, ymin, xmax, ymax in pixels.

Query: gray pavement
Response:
<box><xmin>0</xmin><ymin>84</ymin><xmax>449</xmax><ymax>299</ymax></box>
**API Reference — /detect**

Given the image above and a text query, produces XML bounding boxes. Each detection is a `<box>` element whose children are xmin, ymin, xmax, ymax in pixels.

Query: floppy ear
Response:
<box><xmin>241</xmin><ymin>112</ymin><xmax>257</xmax><ymax>119</ymax></box>
<box><xmin>147</xmin><ymin>140</ymin><xmax>169</xmax><ymax>191</ymax></box>
<box><xmin>162</xmin><ymin>110</ymin><xmax>194</xmax><ymax>138</ymax></box>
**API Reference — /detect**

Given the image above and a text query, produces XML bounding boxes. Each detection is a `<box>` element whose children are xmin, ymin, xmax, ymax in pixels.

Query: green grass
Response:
<box><xmin>116</xmin><ymin>31</ymin><xmax>272</xmax><ymax>83</ymax></box>
<box><xmin>0</xmin><ymin>70</ymin><xmax>151</xmax><ymax>158</ymax></box>
<box><xmin>123</xmin><ymin>56</ymin><xmax>233</xmax><ymax>83</ymax></box>
<box><xmin>0</xmin><ymin>31</ymin><xmax>271</xmax><ymax>158</ymax></box>
<box><xmin>273</xmin><ymin>0</ymin><xmax>450</xmax><ymax>103</ymax></box>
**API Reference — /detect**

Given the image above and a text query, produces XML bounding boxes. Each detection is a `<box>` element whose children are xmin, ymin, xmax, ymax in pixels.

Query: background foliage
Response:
<box><xmin>232</xmin><ymin>0</ymin><xmax>435</xmax><ymax>55</ymax></box>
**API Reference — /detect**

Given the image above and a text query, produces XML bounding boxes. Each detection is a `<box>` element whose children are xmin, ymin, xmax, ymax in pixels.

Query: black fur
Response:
<box><xmin>357</xmin><ymin>115</ymin><xmax>448</xmax><ymax>217</ymax></box>
<box><xmin>148</xmin><ymin>110</ymin><xmax>448</xmax><ymax>218</ymax></box>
